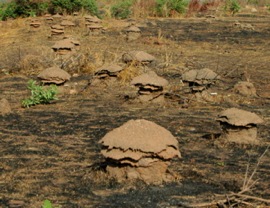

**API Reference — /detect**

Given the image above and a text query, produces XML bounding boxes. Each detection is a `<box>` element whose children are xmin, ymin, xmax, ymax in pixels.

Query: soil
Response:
<box><xmin>0</xmin><ymin>12</ymin><xmax>270</xmax><ymax>208</ymax></box>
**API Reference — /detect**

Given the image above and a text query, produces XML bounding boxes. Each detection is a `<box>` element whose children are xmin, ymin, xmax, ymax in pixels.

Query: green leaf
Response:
<box><xmin>43</xmin><ymin>199</ymin><xmax>52</xmax><ymax>208</ymax></box>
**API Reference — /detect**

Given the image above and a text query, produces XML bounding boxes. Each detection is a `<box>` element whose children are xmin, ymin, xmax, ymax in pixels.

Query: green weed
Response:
<box><xmin>155</xmin><ymin>0</ymin><xmax>189</xmax><ymax>17</ymax></box>
<box><xmin>224</xmin><ymin>0</ymin><xmax>241</xmax><ymax>15</ymax></box>
<box><xmin>22</xmin><ymin>80</ymin><xmax>58</xmax><ymax>108</ymax></box>
<box><xmin>42</xmin><ymin>199</ymin><xmax>61</xmax><ymax>208</ymax></box>
<box><xmin>111</xmin><ymin>0</ymin><xmax>134</xmax><ymax>19</ymax></box>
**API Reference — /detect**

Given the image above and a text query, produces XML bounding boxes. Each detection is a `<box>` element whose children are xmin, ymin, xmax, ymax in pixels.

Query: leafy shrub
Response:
<box><xmin>0</xmin><ymin>0</ymin><xmax>97</xmax><ymax>20</ymax></box>
<box><xmin>50</xmin><ymin>0</ymin><xmax>98</xmax><ymax>15</ymax></box>
<box><xmin>155</xmin><ymin>0</ymin><xmax>189</xmax><ymax>17</ymax></box>
<box><xmin>111</xmin><ymin>0</ymin><xmax>133</xmax><ymax>19</ymax></box>
<box><xmin>22</xmin><ymin>80</ymin><xmax>58</xmax><ymax>108</ymax></box>
<box><xmin>0</xmin><ymin>2</ymin><xmax>18</xmax><ymax>20</ymax></box>
<box><xmin>0</xmin><ymin>0</ymin><xmax>49</xmax><ymax>20</ymax></box>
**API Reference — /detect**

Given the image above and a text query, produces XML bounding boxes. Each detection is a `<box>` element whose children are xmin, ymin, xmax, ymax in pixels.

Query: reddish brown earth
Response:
<box><xmin>0</xmin><ymin>13</ymin><xmax>270</xmax><ymax>207</ymax></box>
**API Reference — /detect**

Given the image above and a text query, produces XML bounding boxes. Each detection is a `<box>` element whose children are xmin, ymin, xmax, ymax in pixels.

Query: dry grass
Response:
<box><xmin>118</xmin><ymin>61</ymin><xmax>142</xmax><ymax>84</ymax></box>
<box><xmin>132</xmin><ymin>0</ymin><xmax>158</xmax><ymax>18</ymax></box>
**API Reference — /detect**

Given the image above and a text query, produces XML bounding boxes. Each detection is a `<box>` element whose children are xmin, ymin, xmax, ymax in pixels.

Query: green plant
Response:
<box><xmin>0</xmin><ymin>0</ymin><xmax>49</xmax><ymax>20</ymax></box>
<box><xmin>42</xmin><ymin>199</ymin><xmax>61</xmax><ymax>208</ymax></box>
<box><xmin>0</xmin><ymin>2</ymin><xmax>18</xmax><ymax>20</ymax></box>
<box><xmin>155</xmin><ymin>0</ymin><xmax>189</xmax><ymax>17</ymax></box>
<box><xmin>224</xmin><ymin>0</ymin><xmax>241</xmax><ymax>15</ymax></box>
<box><xmin>111</xmin><ymin>0</ymin><xmax>133</xmax><ymax>19</ymax></box>
<box><xmin>22</xmin><ymin>80</ymin><xmax>58</xmax><ymax>108</ymax></box>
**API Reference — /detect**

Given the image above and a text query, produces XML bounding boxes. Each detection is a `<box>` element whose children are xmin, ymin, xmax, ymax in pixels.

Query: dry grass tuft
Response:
<box><xmin>187</xmin><ymin>0</ymin><xmax>221</xmax><ymax>16</ymax></box>
<box><xmin>118</xmin><ymin>61</ymin><xmax>141</xmax><ymax>84</ymax></box>
<box><xmin>19</xmin><ymin>54</ymin><xmax>47</xmax><ymax>75</ymax></box>
<box><xmin>132</xmin><ymin>0</ymin><xmax>157</xmax><ymax>18</ymax></box>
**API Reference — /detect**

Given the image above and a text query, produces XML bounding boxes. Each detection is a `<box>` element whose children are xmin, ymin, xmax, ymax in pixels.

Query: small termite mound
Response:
<box><xmin>125</xmin><ymin>24</ymin><xmax>141</xmax><ymax>41</ymax></box>
<box><xmin>29</xmin><ymin>19</ymin><xmax>41</xmax><ymax>31</ymax></box>
<box><xmin>182</xmin><ymin>68</ymin><xmax>220</xmax><ymax>92</ymax></box>
<box><xmin>216</xmin><ymin>108</ymin><xmax>264</xmax><ymax>145</ymax></box>
<box><xmin>50</xmin><ymin>24</ymin><xmax>65</xmax><ymax>39</ymax></box>
<box><xmin>233</xmin><ymin>81</ymin><xmax>257</xmax><ymax>97</ymax></box>
<box><xmin>91</xmin><ymin>64</ymin><xmax>124</xmax><ymax>86</ymax></box>
<box><xmin>37</xmin><ymin>66</ymin><xmax>71</xmax><ymax>85</ymax></box>
<box><xmin>99</xmin><ymin>119</ymin><xmax>181</xmax><ymax>185</ymax></box>
<box><xmin>122</xmin><ymin>51</ymin><xmax>156</xmax><ymax>66</ymax></box>
<box><xmin>131</xmin><ymin>71</ymin><xmax>169</xmax><ymax>103</ymax></box>
<box><xmin>94</xmin><ymin>64</ymin><xmax>123</xmax><ymax>79</ymax></box>
<box><xmin>52</xmin><ymin>38</ymin><xmax>78</xmax><ymax>55</ymax></box>
<box><xmin>84</xmin><ymin>15</ymin><xmax>103</xmax><ymax>35</ymax></box>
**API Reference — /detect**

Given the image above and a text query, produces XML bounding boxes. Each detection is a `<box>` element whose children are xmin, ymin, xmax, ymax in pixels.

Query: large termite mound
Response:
<box><xmin>99</xmin><ymin>119</ymin><xmax>181</xmax><ymax>184</ymax></box>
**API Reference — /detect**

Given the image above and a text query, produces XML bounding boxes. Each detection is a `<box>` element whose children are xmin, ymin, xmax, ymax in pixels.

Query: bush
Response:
<box><xmin>0</xmin><ymin>0</ymin><xmax>98</xmax><ymax>20</ymax></box>
<box><xmin>111</xmin><ymin>0</ymin><xmax>133</xmax><ymax>19</ymax></box>
<box><xmin>50</xmin><ymin>0</ymin><xmax>98</xmax><ymax>15</ymax></box>
<box><xmin>155</xmin><ymin>0</ymin><xmax>189</xmax><ymax>17</ymax></box>
<box><xmin>0</xmin><ymin>0</ymin><xmax>49</xmax><ymax>20</ymax></box>
<box><xmin>22</xmin><ymin>80</ymin><xmax>58</xmax><ymax>108</ymax></box>
<box><xmin>0</xmin><ymin>2</ymin><xmax>18</xmax><ymax>20</ymax></box>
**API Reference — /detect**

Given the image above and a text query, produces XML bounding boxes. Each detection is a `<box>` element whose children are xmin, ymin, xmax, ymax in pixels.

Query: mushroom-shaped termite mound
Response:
<box><xmin>52</xmin><ymin>39</ymin><xmax>76</xmax><ymax>55</ymax></box>
<box><xmin>95</xmin><ymin>64</ymin><xmax>123</xmax><ymax>79</ymax></box>
<box><xmin>51</xmin><ymin>24</ymin><xmax>65</xmax><ymax>38</ymax></box>
<box><xmin>99</xmin><ymin>119</ymin><xmax>181</xmax><ymax>185</ymax></box>
<box><xmin>60</xmin><ymin>20</ymin><xmax>75</xmax><ymax>28</ymax></box>
<box><xmin>37</xmin><ymin>66</ymin><xmax>71</xmax><ymax>84</ymax></box>
<box><xmin>122</xmin><ymin>51</ymin><xmax>156</xmax><ymax>65</ymax></box>
<box><xmin>125</xmin><ymin>25</ymin><xmax>141</xmax><ymax>41</ymax></box>
<box><xmin>131</xmin><ymin>71</ymin><xmax>168</xmax><ymax>103</ymax></box>
<box><xmin>182</xmin><ymin>68</ymin><xmax>220</xmax><ymax>92</ymax></box>
<box><xmin>29</xmin><ymin>19</ymin><xmax>41</xmax><ymax>30</ymax></box>
<box><xmin>216</xmin><ymin>108</ymin><xmax>264</xmax><ymax>145</ymax></box>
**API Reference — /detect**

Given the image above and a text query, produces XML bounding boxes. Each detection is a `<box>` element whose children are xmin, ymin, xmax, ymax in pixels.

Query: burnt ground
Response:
<box><xmin>0</xmin><ymin>13</ymin><xmax>270</xmax><ymax>207</ymax></box>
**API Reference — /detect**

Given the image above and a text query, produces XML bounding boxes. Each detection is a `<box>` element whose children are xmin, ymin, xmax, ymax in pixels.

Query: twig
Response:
<box><xmin>233</xmin><ymin>193</ymin><xmax>270</xmax><ymax>204</ymax></box>
<box><xmin>243</xmin><ymin>145</ymin><xmax>269</xmax><ymax>191</ymax></box>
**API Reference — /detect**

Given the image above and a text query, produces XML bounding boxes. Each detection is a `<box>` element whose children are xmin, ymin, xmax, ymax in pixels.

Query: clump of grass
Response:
<box><xmin>118</xmin><ymin>62</ymin><xmax>141</xmax><ymax>84</ymax></box>
<box><xmin>22</xmin><ymin>80</ymin><xmax>58</xmax><ymax>108</ymax></box>
<box><xmin>132</xmin><ymin>0</ymin><xmax>157</xmax><ymax>18</ymax></box>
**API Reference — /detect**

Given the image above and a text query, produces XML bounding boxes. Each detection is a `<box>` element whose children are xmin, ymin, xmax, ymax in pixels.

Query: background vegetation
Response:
<box><xmin>0</xmin><ymin>0</ymin><xmax>269</xmax><ymax>20</ymax></box>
